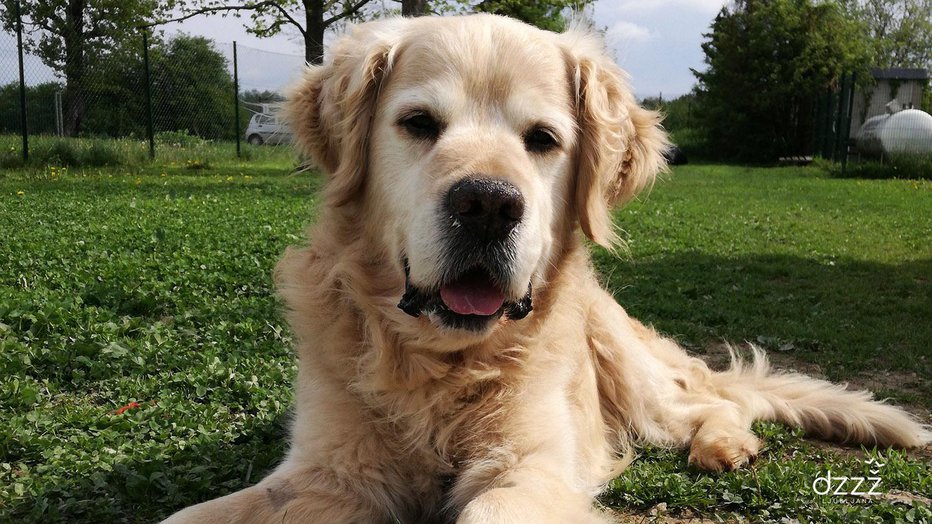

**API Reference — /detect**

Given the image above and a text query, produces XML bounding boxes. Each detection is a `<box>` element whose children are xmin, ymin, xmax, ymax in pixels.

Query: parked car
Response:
<box><xmin>245</xmin><ymin>112</ymin><xmax>292</xmax><ymax>145</ymax></box>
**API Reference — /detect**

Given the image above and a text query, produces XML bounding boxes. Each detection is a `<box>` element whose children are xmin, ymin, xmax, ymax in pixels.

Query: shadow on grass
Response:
<box><xmin>596</xmin><ymin>252</ymin><xmax>932</xmax><ymax>381</ymax></box>
<box><xmin>20</xmin><ymin>412</ymin><xmax>291</xmax><ymax>523</ymax></box>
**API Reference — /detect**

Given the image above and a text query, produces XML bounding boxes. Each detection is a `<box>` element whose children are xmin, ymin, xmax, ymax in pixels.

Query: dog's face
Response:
<box><xmin>288</xmin><ymin>15</ymin><xmax>667</xmax><ymax>338</ymax></box>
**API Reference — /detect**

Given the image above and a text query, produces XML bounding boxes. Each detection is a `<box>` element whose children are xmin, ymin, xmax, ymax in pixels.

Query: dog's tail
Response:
<box><xmin>712</xmin><ymin>347</ymin><xmax>931</xmax><ymax>448</ymax></box>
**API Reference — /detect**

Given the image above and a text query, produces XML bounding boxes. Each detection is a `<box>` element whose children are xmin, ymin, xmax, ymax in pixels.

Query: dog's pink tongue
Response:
<box><xmin>440</xmin><ymin>274</ymin><xmax>505</xmax><ymax>316</ymax></box>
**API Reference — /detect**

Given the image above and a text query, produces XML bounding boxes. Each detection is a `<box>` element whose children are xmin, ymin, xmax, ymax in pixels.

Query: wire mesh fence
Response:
<box><xmin>638</xmin><ymin>69</ymin><xmax>930</xmax><ymax>172</ymax></box>
<box><xmin>1</xmin><ymin>20</ymin><xmax>306</xmax><ymax>164</ymax></box>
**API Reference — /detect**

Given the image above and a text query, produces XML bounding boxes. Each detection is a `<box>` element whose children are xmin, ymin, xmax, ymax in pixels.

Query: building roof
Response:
<box><xmin>870</xmin><ymin>68</ymin><xmax>929</xmax><ymax>81</ymax></box>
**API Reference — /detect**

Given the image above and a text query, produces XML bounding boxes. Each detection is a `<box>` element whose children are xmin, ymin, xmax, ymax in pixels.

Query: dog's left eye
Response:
<box><xmin>524</xmin><ymin>127</ymin><xmax>560</xmax><ymax>153</ymax></box>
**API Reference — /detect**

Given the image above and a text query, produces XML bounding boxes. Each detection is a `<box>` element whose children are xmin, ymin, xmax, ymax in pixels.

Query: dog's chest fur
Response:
<box><xmin>352</xmin><ymin>332</ymin><xmax>531</xmax><ymax>465</ymax></box>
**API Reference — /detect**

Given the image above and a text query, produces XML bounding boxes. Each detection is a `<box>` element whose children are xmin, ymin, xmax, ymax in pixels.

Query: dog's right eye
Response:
<box><xmin>399</xmin><ymin>112</ymin><xmax>442</xmax><ymax>141</ymax></box>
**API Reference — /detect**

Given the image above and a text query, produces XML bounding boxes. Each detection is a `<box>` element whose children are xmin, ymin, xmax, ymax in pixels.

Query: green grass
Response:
<box><xmin>1</xmin><ymin>160</ymin><xmax>929</xmax><ymax>522</ymax></box>
<box><xmin>831</xmin><ymin>154</ymin><xmax>932</xmax><ymax>181</ymax></box>
<box><xmin>1</xmin><ymin>134</ymin><xmax>296</xmax><ymax>170</ymax></box>
<box><xmin>599</xmin><ymin>165</ymin><xmax>932</xmax><ymax>383</ymax></box>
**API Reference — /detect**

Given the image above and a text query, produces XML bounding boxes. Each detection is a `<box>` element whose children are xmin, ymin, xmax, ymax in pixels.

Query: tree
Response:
<box><xmin>151</xmin><ymin>35</ymin><xmax>236</xmax><ymax>138</ymax></box>
<box><xmin>0</xmin><ymin>0</ymin><xmax>174</xmax><ymax>136</ymax></box>
<box><xmin>241</xmin><ymin>89</ymin><xmax>286</xmax><ymax>103</ymax></box>
<box><xmin>642</xmin><ymin>93</ymin><xmax>696</xmax><ymax>133</ymax></box>
<box><xmin>474</xmin><ymin>0</ymin><xmax>593</xmax><ymax>32</ymax></box>
<box><xmin>81</xmin><ymin>38</ymin><xmax>149</xmax><ymax>138</ymax></box>
<box><xmin>841</xmin><ymin>0</ymin><xmax>931</xmax><ymax>70</ymax></box>
<box><xmin>402</xmin><ymin>0</ymin><xmax>428</xmax><ymax>16</ymax></box>
<box><xmin>692</xmin><ymin>0</ymin><xmax>871</xmax><ymax>161</ymax></box>
<box><xmin>163</xmin><ymin>1</ymin><xmax>374</xmax><ymax>64</ymax></box>
<box><xmin>0</xmin><ymin>82</ymin><xmax>62</xmax><ymax>135</ymax></box>
<box><xmin>166</xmin><ymin>0</ymin><xmax>585</xmax><ymax>65</ymax></box>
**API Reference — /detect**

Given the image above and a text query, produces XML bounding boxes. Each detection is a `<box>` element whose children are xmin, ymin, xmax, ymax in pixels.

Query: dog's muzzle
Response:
<box><xmin>397</xmin><ymin>177</ymin><xmax>533</xmax><ymax>331</ymax></box>
<box><xmin>398</xmin><ymin>261</ymin><xmax>532</xmax><ymax>330</ymax></box>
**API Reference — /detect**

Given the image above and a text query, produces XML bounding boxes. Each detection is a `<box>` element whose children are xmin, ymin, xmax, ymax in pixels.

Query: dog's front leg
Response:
<box><xmin>455</xmin><ymin>463</ymin><xmax>608</xmax><ymax>524</ymax></box>
<box><xmin>161</xmin><ymin>464</ymin><xmax>390</xmax><ymax>524</ymax></box>
<box><xmin>451</xmin><ymin>372</ymin><xmax>612</xmax><ymax>524</ymax></box>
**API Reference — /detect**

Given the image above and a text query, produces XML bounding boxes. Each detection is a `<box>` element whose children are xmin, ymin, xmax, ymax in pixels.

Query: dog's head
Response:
<box><xmin>288</xmin><ymin>15</ymin><xmax>667</xmax><ymax>337</ymax></box>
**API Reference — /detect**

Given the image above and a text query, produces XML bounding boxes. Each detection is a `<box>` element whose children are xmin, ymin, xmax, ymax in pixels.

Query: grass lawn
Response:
<box><xmin>1</xmin><ymin>158</ymin><xmax>929</xmax><ymax>522</ymax></box>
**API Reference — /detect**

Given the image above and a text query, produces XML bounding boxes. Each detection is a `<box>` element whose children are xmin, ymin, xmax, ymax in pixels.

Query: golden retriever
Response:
<box><xmin>166</xmin><ymin>14</ymin><xmax>930</xmax><ymax>523</ymax></box>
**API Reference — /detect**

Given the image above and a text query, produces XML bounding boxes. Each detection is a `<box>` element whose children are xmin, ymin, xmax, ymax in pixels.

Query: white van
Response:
<box><xmin>245</xmin><ymin>113</ymin><xmax>292</xmax><ymax>145</ymax></box>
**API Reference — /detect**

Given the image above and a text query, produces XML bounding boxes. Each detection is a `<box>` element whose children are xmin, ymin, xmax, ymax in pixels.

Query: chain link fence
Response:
<box><xmin>1</xmin><ymin>18</ymin><xmax>305</xmax><ymax>164</ymax></box>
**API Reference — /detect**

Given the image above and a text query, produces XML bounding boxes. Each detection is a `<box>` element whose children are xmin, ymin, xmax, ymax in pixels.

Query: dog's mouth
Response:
<box><xmin>439</xmin><ymin>266</ymin><xmax>506</xmax><ymax>316</ymax></box>
<box><xmin>398</xmin><ymin>261</ymin><xmax>532</xmax><ymax>332</ymax></box>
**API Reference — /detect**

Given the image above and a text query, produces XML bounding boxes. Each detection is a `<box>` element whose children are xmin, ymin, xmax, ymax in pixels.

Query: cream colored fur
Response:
<box><xmin>164</xmin><ymin>15</ymin><xmax>930</xmax><ymax>524</ymax></box>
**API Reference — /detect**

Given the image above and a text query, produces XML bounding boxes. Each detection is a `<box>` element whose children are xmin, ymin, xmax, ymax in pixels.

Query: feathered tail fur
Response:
<box><xmin>712</xmin><ymin>347</ymin><xmax>931</xmax><ymax>448</ymax></box>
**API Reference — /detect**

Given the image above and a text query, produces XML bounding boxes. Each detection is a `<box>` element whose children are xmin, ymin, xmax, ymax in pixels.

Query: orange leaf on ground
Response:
<box><xmin>114</xmin><ymin>401</ymin><xmax>141</xmax><ymax>415</ymax></box>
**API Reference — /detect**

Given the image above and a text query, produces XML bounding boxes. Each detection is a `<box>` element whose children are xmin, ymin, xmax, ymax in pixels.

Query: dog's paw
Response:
<box><xmin>457</xmin><ymin>488</ymin><xmax>539</xmax><ymax>524</ymax></box>
<box><xmin>688</xmin><ymin>428</ymin><xmax>760</xmax><ymax>472</ymax></box>
<box><xmin>457</xmin><ymin>486</ymin><xmax>608</xmax><ymax>524</ymax></box>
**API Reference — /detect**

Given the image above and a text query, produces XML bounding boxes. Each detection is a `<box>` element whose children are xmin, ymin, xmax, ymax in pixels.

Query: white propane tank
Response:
<box><xmin>856</xmin><ymin>109</ymin><xmax>932</xmax><ymax>156</ymax></box>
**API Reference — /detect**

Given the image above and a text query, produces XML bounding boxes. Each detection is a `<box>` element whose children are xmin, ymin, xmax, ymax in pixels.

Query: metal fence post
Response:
<box><xmin>233</xmin><ymin>41</ymin><xmax>241</xmax><ymax>158</ymax></box>
<box><xmin>832</xmin><ymin>75</ymin><xmax>847</xmax><ymax>162</ymax></box>
<box><xmin>840</xmin><ymin>72</ymin><xmax>856</xmax><ymax>175</ymax></box>
<box><xmin>14</xmin><ymin>0</ymin><xmax>28</xmax><ymax>162</ymax></box>
<box><xmin>143</xmin><ymin>30</ymin><xmax>155</xmax><ymax>159</ymax></box>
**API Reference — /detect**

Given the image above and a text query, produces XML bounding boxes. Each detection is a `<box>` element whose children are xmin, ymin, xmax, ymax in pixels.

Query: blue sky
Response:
<box><xmin>0</xmin><ymin>0</ymin><xmax>728</xmax><ymax>99</ymax></box>
<box><xmin>596</xmin><ymin>0</ymin><xmax>728</xmax><ymax>97</ymax></box>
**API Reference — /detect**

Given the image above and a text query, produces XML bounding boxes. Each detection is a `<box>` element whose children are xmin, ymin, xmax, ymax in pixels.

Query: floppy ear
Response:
<box><xmin>562</xmin><ymin>33</ymin><xmax>669</xmax><ymax>248</ymax></box>
<box><xmin>286</xmin><ymin>22</ymin><xmax>401</xmax><ymax>207</ymax></box>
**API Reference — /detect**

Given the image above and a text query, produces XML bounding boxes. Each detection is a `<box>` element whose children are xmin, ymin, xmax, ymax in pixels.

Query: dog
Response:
<box><xmin>165</xmin><ymin>14</ymin><xmax>930</xmax><ymax>523</ymax></box>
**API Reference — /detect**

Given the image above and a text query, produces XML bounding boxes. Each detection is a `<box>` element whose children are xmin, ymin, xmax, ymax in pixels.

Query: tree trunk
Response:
<box><xmin>63</xmin><ymin>0</ymin><xmax>87</xmax><ymax>136</ymax></box>
<box><xmin>402</xmin><ymin>0</ymin><xmax>428</xmax><ymax>17</ymax></box>
<box><xmin>305</xmin><ymin>0</ymin><xmax>325</xmax><ymax>64</ymax></box>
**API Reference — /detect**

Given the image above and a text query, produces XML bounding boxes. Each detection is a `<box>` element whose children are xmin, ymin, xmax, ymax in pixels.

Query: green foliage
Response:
<box><xmin>0</xmin><ymin>0</ymin><xmax>172</xmax><ymax>71</ymax></box>
<box><xmin>241</xmin><ymin>89</ymin><xmax>285</xmax><ymax>104</ymax></box>
<box><xmin>176</xmin><ymin>0</ymin><xmax>376</xmax><ymax>63</ymax></box>
<box><xmin>177</xmin><ymin>0</ymin><xmax>589</xmax><ymax>66</ymax></box>
<box><xmin>78</xmin><ymin>41</ymin><xmax>151</xmax><ymax>139</ymax></box>
<box><xmin>693</xmin><ymin>0</ymin><xmax>872</xmax><ymax>162</ymax></box>
<box><xmin>156</xmin><ymin>130</ymin><xmax>209</xmax><ymax>148</ymax></box>
<box><xmin>0</xmin><ymin>0</ymin><xmax>176</xmax><ymax>135</ymax></box>
<box><xmin>0</xmin><ymin>138</ymin><xmax>144</xmax><ymax>168</ymax></box>
<box><xmin>150</xmin><ymin>35</ymin><xmax>236</xmax><ymax>139</ymax></box>
<box><xmin>0</xmin><ymin>160</ymin><xmax>928</xmax><ymax>522</ymax></box>
<box><xmin>642</xmin><ymin>93</ymin><xmax>696</xmax><ymax>133</ymax></box>
<box><xmin>473</xmin><ymin>0</ymin><xmax>593</xmax><ymax>32</ymax></box>
<box><xmin>0</xmin><ymin>34</ymin><xmax>238</xmax><ymax>140</ymax></box>
<box><xmin>667</xmin><ymin>128</ymin><xmax>709</xmax><ymax>162</ymax></box>
<box><xmin>824</xmin><ymin>154</ymin><xmax>932</xmax><ymax>180</ymax></box>
<box><xmin>0</xmin><ymin>134</ymin><xmax>295</xmax><ymax>168</ymax></box>
<box><xmin>840</xmin><ymin>0</ymin><xmax>932</xmax><ymax>70</ymax></box>
<box><xmin>0</xmin><ymin>82</ymin><xmax>63</xmax><ymax>135</ymax></box>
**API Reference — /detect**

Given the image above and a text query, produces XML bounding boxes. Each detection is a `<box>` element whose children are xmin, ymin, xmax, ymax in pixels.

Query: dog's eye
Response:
<box><xmin>524</xmin><ymin>127</ymin><xmax>559</xmax><ymax>153</ymax></box>
<box><xmin>399</xmin><ymin>112</ymin><xmax>442</xmax><ymax>141</ymax></box>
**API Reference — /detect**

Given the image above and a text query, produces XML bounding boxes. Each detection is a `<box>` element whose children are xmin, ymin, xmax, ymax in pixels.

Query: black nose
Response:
<box><xmin>446</xmin><ymin>177</ymin><xmax>525</xmax><ymax>238</ymax></box>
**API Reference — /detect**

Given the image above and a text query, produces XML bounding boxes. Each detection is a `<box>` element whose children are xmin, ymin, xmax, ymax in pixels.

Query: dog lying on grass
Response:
<box><xmin>166</xmin><ymin>14</ymin><xmax>930</xmax><ymax>523</ymax></box>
